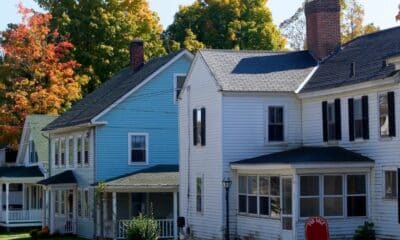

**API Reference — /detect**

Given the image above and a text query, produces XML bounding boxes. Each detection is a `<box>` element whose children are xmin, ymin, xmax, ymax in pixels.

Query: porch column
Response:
<box><xmin>5</xmin><ymin>183</ymin><xmax>9</xmax><ymax>224</ymax></box>
<box><xmin>49</xmin><ymin>189</ymin><xmax>55</xmax><ymax>233</ymax></box>
<box><xmin>41</xmin><ymin>188</ymin><xmax>45</xmax><ymax>227</ymax></box>
<box><xmin>73</xmin><ymin>188</ymin><xmax>77</xmax><ymax>234</ymax></box>
<box><xmin>22</xmin><ymin>184</ymin><xmax>25</xmax><ymax>210</ymax></box>
<box><xmin>102</xmin><ymin>192</ymin><xmax>108</xmax><ymax>237</ymax></box>
<box><xmin>173</xmin><ymin>192</ymin><xmax>178</xmax><ymax>240</ymax></box>
<box><xmin>112</xmin><ymin>192</ymin><xmax>117</xmax><ymax>240</ymax></box>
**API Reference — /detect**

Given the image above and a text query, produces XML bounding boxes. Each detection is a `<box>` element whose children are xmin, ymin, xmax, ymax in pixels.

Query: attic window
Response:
<box><xmin>350</xmin><ymin>62</ymin><xmax>356</xmax><ymax>78</ymax></box>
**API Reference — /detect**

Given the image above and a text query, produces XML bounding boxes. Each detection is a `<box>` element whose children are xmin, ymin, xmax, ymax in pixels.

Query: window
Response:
<box><xmin>84</xmin><ymin>190</ymin><xmax>90</xmax><ymax>217</ymax></box>
<box><xmin>268</xmin><ymin>107</ymin><xmax>284</xmax><ymax>142</ymax></box>
<box><xmin>349</xmin><ymin>96</ymin><xmax>369</xmax><ymax>141</ymax></box>
<box><xmin>347</xmin><ymin>175</ymin><xmax>366</xmax><ymax>217</ymax></box>
<box><xmin>68</xmin><ymin>137</ymin><xmax>74</xmax><ymax>167</ymax></box>
<box><xmin>174</xmin><ymin>74</ymin><xmax>186</xmax><ymax>102</ymax></box>
<box><xmin>193</xmin><ymin>108</ymin><xmax>206</xmax><ymax>146</ymax></box>
<box><xmin>54</xmin><ymin>139</ymin><xmax>60</xmax><ymax>167</ymax></box>
<box><xmin>55</xmin><ymin>190</ymin><xmax>60</xmax><ymax>214</ymax></box>
<box><xmin>29</xmin><ymin>140</ymin><xmax>37</xmax><ymax>163</ymax></box>
<box><xmin>238</xmin><ymin>175</ymin><xmax>280</xmax><ymax>218</ymax></box>
<box><xmin>60</xmin><ymin>190</ymin><xmax>65</xmax><ymax>215</ymax></box>
<box><xmin>324</xmin><ymin>176</ymin><xmax>343</xmax><ymax>216</ymax></box>
<box><xmin>129</xmin><ymin>134</ymin><xmax>147</xmax><ymax>164</ymax></box>
<box><xmin>384</xmin><ymin>171</ymin><xmax>397</xmax><ymax>199</ymax></box>
<box><xmin>196</xmin><ymin>177</ymin><xmax>203</xmax><ymax>213</ymax></box>
<box><xmin>379</xmin><ymin>93</ymin><xmax>389</xmax><ymax>137</ymax></box>
<box><xmin>353</xmin><ymin>99</ymin><xmax>363</xmax><ymax>139</ymax></box>
<box><xmin>322</xmin><ymin>99</ymin><xmax>341</xmax><ymax>142</ymax></box>
<box><xmin>300</xmin><ymin>176</ymin><xmax>320</xmax><ymax>217</ymax></box>
<box><xmin>60</xmin><ymin>138</ymin><xmax>65</xmax><ymax>166</ymax></box>
<box><xmin>77</xmin><ymin>190</ymin><xmax>82</xmax><ymax>217</ymax></box>
<box><xmin>77</xmin><ymin>136</ymin><xmax>82</xmax><ymax>165</ymax></box>
<box><xmin>327</xmin><ymin>103</ymin><xmax>336</xmax><ymax>140</ymax></box>
<box><xmin>84</xmin><ymin>132</ymin><xmax>89</xmax><ymax>165</ymax></box>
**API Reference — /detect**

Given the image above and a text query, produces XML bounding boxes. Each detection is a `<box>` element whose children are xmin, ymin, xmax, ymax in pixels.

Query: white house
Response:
<box><xmin>179</xmin><ymin>0</ymin><xmax>400</xmax><ymax>239</ymax></box>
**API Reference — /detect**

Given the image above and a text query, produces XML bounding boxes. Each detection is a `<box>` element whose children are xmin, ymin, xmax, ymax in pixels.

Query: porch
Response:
<box><xmin>99</xmin><ymin>165</ymin><xmax>179</xmax><ymax>240</ymax></box>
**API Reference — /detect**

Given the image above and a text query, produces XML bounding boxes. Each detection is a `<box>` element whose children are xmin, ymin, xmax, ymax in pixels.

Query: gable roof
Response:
<box><xmin>21</xmin><ymin>115</ymin><xmax>57</xmax><ymax>164</ymax></box>
<box><xmin>37</xmin><ymin>170</ymin><xmax>77</xmax><ymax>185</ymax></box>
<box><xmin>302</xmin><ymin>26</ymin><xmax>400</xmax><ymax>92</ymax></box>
<box><xmin>198</xmin><ymin>49</ymin><xmax>317</xmax><ymax>92</ymax></box>
<box><xmin>231</xmin><ymin>146</ymin><xmax>373</xmax><ymax>165</ymax></box>
<box><xmin>44</xmin><ymin>50</ymin><xmax>190</xmax><ymax>131</ymax></box>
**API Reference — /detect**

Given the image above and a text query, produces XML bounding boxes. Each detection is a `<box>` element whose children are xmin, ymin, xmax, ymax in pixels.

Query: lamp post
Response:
<box><xmin>222</xmin><ymin>178</ymin><xmax>232</xmax><ymax>240</ymax></box>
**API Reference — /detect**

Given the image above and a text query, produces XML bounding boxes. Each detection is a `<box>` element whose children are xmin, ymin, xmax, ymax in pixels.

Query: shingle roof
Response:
<box><xmin>0</xmin><ymin>166</ymin><xmax>44</xmax><ymax>178</ymax></box>
<box><xmin>199</xmin><ymin>49</ymin><xmax>317</xmax><ymax>92</ymax></box>
<box><xmin>44</xmin><ymin>50</ymin><xmax>186</xmax><ymax>131</ymax></box>
<box><xmin>102</xmin><ymin>165</ymin><xmax>178</xmax><ymax>189</ymax></box>
<box><xmin>25</xmin><ymin>115</ymin><xmax>57</xmax><ymax>164</ymax></box>
<box><xmin>302</xmin><ymin>26</ymin><xmax>400</xmax><ymax>92</ymax></box>
<box><xmin>232</xmin><ymin>146</ymin><xmax>374</xmax><ymax>165</ymax></box>
<box><xmin>37</xmin><ymin>170</ymin><xmax>77</xmax><ymax>185</ymax></box>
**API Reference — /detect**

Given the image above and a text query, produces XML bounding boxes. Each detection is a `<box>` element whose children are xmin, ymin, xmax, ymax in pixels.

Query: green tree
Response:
<box><xmin>166</xmin><ymin>0</ymin><xmax>286</xmax><ymax>51</ymax></box>
<box><xmin>183</xmin><ymin>29</ymin><xmax>206</xmax><ymax>52</ymax></box>
<box><xmin>36</xmin><ymin>0</ymin><xmax>166</xmax><ymax>92</ymax></box>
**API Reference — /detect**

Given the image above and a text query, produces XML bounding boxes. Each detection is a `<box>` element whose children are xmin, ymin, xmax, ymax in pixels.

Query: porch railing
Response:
<box><xmin>117</xmin><ymin>219</ymin><xmax>174</xmax><ymax>239</ymax></box>
<box><xmin>1</xmin><ymin>209</ymin><xmax>42</xmax><ymax>222</ymax></box>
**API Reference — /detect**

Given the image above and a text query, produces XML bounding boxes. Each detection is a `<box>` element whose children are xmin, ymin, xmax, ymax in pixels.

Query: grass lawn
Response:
<box><xmin>0</xmin><ymin>231</ymin><xmax>88</xmax><ymax>240</ymax></box>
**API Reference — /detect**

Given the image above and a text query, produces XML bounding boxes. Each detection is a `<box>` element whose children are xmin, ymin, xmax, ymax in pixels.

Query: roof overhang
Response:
<box><xmin>231</xmin><ymin>161</ymin><xmax>374</xmax><ymax>171</ymax></box>
<box><xmin>0</xmin><ymin>177</ymin><xmax>44</xmax><ymax>183</ymax></box>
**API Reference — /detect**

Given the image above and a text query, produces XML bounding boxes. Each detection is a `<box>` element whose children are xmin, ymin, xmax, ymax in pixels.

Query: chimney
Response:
<box><xmin>130</xmin><ymin>39</ymin><xmax>144</xmax><ymax>71</ymax></box>
<box><xmin>305</xmin><ymin>0</ymin><xmax>341</xmax><ymax>61</ymax></box>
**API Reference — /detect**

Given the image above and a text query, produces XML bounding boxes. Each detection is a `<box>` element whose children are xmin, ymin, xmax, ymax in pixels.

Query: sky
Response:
<box><xmin>0</xmin><ymin>0</ymin><xmax>399</xmax><ymax>31</ymax></box>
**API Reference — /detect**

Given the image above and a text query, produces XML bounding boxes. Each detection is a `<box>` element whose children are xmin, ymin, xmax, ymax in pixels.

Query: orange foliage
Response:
<box><xmin>0</xmin><ymin>4</ymin><xmax>88</xmax><ymax>147</ymax></box>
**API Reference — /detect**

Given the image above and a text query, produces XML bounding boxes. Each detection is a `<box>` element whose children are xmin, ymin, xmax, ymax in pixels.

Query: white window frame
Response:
<box><xmin>128</xmin><ymin>133</ymin><xmax>149</xmax><ymax>165</ymax></box>
<box><xmin>383</xmin><ymin>167</ymin><xmax>398</xmax><ymax>200</ymax></box>
<box><xmin>267</xmin><ymin>106</ymin><xmax>285</xmax><ymax>143</ymax></box>
<box><xmin>299</xmin><ymin>175</ymin><xmax>320</xmax><ymax>218</ymax></box>
<box><xmin>173</xmin><ymin>73</ymin><xmax>186</xmax><ymax>103</ymax></box>
<box><xmin>322</xmin><ymin>175</ymin><xmax>344</xmax><ymax>218</ymax></box>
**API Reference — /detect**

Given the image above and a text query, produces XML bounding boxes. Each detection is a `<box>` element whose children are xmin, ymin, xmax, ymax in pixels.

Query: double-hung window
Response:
<box><xmin>300</xmin><ymin>176</ymin><xmax>320</xmax><ymax>217</ymax></box>
<box><xmin>55</xmin><ymin>190</ymin><xmax>60</xmax><ymax>215</ymax></box>
<box><xmin>327</xmin><ymin>103</ymin><xmax>336</xmax><ymax>140</ymax></box>
<box><xmin>323</xmin><ymin>175</ymin><xmax>343</xmax><ymax>216</ymax></box>
<box><xmin>77</xmin><ymin>136</ymin><xmax>82</xmax><ymax>166</ymax></box>
<box><xmin>196</xmin><ymin>177</ymin><xmax>203</xmax><ymax>213</ymax></box>
<box><xmin>384</xmin><ymin>170</ymin><xmax>397</xmax><ymax>199</ymax></box>
<box><xmin>77</xmin><ymin>190</ymin><xmax>82</xmax><ymax>217</ymax></box>
<box><xmin>174</xmin><ymin>74</ymin><xmax>186</xmax><ymax>102</ymax></box>
<box><xmin>193</xmin><ymin>108</ymin><xmax>206</xmax><ymax>146</ymax></box>
<box><xmin>379</xmin><ymin>92</ymin><xmax>396</xmax><ymax>137</ymax></box>
<box><xmin>349</xmin><ymin>96</ymin><xmax>369</xmax><ymax>141</ymax></box>
<box><xmin>29</xmin><ymin>140</ymin><xmax>37</xmax><ymax>164</ymax></box>
<box><xmin>129</xmin><ymin>133</ymin><xmax>148</xmax><ymax>164</ymax></box>
<box><xmin>60</xmin><ymin>138</ymin><xmax>66</xmax><ymax>166</ymax></box>
<box><xmin>54</xmin><ymin>139</ymin><xmax>60</xmax><ymax>167</ymax></box>
<box><xmin>84</xmin><ymin>190</ymin><xmax>90</xmax><ymax>217</ymax></box>
<box><xmin>347</xmin><ymin>175</ymin><xmax>367</xmax><ymax>217</ymax></box>
<box><xmin>238</xmin><ymin>175</ymin><xmax>280</xmax><ymax>218</ymax></box>
<box><xmin>84</xmin><ymin>132</ymin><xmax>89</xmax><ymax>165</ymax></box>
<box><xmin>60</xmin><ymin>190</ymin><xmax>65</xmax><ymax>215</ymax></box>
<box><xmin>68</xmin><ymin>137</ymin><xmax>74</xmax><ymax>167</ymax></box>
<box><xmin>353</xmin><ymin>99</ymin><xmax>363</xmax><ymax>139</ymax></box>
<box><xmin>322</xmin><ymin>99</ymin><xmax>341</xmax><ymax>142</ymax></box>
<box><xmin>268</xmin><ymin>106</ymin><xmax>284</xmax><ymax>142</ymax></box>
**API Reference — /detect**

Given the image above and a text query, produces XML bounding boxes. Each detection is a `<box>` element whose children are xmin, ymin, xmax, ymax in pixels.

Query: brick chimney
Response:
<box><xmin>305</xmin><ymin>0</ymin><xmax>341</xmax><ymax>61</ymax></box>
<box><xmin>130</xmin><ymin>39</ymin><xmax>144</xmax><ymax>71</ymax></box>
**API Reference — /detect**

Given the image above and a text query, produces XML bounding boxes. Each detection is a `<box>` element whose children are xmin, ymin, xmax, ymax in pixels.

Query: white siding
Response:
<box><xmin>301</xmin><ymin>85</ymin><xmax>400</xmax><ymax>239</ymax></box>
<box><xmin>179</xmin><ymin>55</ymin><xmax>224</xmax><ymax>239</ymax></box>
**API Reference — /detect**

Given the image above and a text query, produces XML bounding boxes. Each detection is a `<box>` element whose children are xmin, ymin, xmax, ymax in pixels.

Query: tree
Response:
<box><xmin>166</xmin><ymin>0</ymin><xmax>286</xmax><ymax>51</ymax></box>
<box><xmin>183</xmin><ymin>29</ymin><xmax>206</xmax><ymax>52</ymax></box>
<box><xmin>36</xmin><ymin>0</ymin><xmax>166</xmax><ymax>92</ymax></box>
<box><xmin>279</xmin><ymin>0</ymin><xmax>379</xmax><ymax>50</ymax></box>
<box><xmin>0</xmin><ymin>4</ymin><xmax>87</xmax><ymax>147</ymax></box>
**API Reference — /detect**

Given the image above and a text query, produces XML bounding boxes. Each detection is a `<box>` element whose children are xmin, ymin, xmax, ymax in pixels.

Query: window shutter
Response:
<box><xmin>362</xmin><ymin>95</ymin><xmax>370</xmax><ymax>139</ymax></box>
<box><xmin>335</xmin><ymin>98</ymin><xmax>342</xmax><ymax>140</ymax></box>
<box><xmin>322</xmin><ymin>101</ymin><xmax>328</xmax><ymax>142</ymax></box>
<box><xmin>193</xmin><ymin>109</ymin><xmax>198</xmax><ymax>145</ymax></box>
<box><xmin>348</xmin><ymin>98</ymin><xmax>355</xmax><ymax>142</ymax></box>
<box><xmin>398</xmin><ymin>168</ymin><xmax>400</xmax><ymax>223</ymax></box>
<box><xmin>388</xmin><ymin>91</ymin><xmax>396</xmax><ymax>137</ymax></box>
<box><xmin>201</xmin><ymin>108</ymin><xmax>206</xmax><ymax>146</ymax></box>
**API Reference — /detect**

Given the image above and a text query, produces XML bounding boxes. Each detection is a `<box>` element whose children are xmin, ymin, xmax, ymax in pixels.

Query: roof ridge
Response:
<box><xmin>342</xmin><ymin>26</ymin><xmax>400</xmax><ymax>48</ymax></box>
<box><xmin>199</xmin><ymin>48</ymin><xmax>307</xmax><ymax>54</ymax></box>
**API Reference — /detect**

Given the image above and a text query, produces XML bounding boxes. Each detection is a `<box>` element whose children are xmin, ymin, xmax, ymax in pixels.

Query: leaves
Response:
<box><xmin>165</xmin><ymin>0</ymin><xmax>286</xmax><ymax>51</ymax></box>
<box><xmin>0</xmin><ymin>4</ymin><xmax>87</xmax><ymax>147</ymax></box>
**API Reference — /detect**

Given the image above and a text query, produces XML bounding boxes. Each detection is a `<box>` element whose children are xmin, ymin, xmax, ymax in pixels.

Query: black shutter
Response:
<box><xmin>193</xmin><ymin>109</ymin><xmax>198</xmax><ymax>145</ymax></box>
<box><xmin>201</xmin><ymin>108</ymin><xmax>206</xmax><ymax>146</ymax></box>
<box><xmin>398</xmin><ymin>169</ymin><xmax>400</xmax><ymax>223</ymax></box>
<box><xmin>322</xmin><ymin>101</ymin><xmax>328</xmax><ymax>142</ymax></box>
<box><xmin>348</xmin><ymin>98</ymin><xmax>355</xmax><ymax>142</ymax></box>
<box><xmin>335</xmin><ymin>98</ymin><xmax>342</xmax><ymax>140</ymax></box>
<box><xmin>388</xmin><ymin>91</ymin><xmax>396</xmax><ymax>137</ymax></box>
<box><xmin>362</xmin><ymin>95</ymin><xmax>370</xmax><ymax>140</ymax></box>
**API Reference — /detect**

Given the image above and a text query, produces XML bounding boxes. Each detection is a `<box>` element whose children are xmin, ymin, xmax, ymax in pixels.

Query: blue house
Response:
<box><xmin>39</xmin><ymin>40</ymin><xmax>193</xmax><ymax>239</ymax></box>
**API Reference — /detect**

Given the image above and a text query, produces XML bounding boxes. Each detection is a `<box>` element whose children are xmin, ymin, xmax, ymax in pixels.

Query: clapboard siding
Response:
<box><xmin>301</xmin><ymin>85</ymin><xmax>400</xmax><ymax>239</ymax></box>
<box><xmin>179</xmin><ymin>55</ymin><xmax>224</xmax><ymax>239</ymax></box>
<box><xmin>95</xmin><ymin>56</ymin><xmax>191</xmax><ymax>181</ymax></box>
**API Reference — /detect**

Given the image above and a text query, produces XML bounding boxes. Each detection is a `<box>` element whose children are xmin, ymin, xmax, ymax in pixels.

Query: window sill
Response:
<box><xmin>128</xmin><ymin>162</ymin><xmax>148</xmax><ymax>166</ymax></box>
<box><xmin>298</xmin><ymin>216</ymin><xmax>367</xmax><ymax>221</ymax></box>
<box><xmin>265</xmin><ymin>141</ymin><xmax>288</xmax><ymax>147</ymax></box>
<box><xmin>237</xmin><ymin>213</ymin><xmax>280</xmax><ymax>220</ymax></box>
<box><xmin>326</xmin><ymin>140</ymin><xmax>339</xmax><ymax>145</ymax></box>
<box><xmin>379</xmin><ymin>136</ymin><xmax>393</xmax><ymax>142</ymax></box>
<box><xmin>352</xmin><ymin>138</ymin><xmax>367</xmax><ymax>143</ymax></box>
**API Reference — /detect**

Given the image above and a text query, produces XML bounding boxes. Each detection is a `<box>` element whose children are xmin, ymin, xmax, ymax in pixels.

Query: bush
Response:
<box><xmin>353</xmin><ymin>221</ymin><xmax>376</xmax><ymax>240</ymax></box>
<box><xmin>30</xmin><ymin>229</ymin><xmax>40</xmax><ymax>240</ymax></box>
<box><xmin>126</xmin><ymin>214</ymin><xmax>159</xmax><ymax>240</ymax></box>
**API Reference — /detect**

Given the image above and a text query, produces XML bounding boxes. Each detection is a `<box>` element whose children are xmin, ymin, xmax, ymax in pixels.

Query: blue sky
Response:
<box><xmin>0</xmin><ymin>0</ymin><xmax>399</xmax><ymax>31</ymax></box>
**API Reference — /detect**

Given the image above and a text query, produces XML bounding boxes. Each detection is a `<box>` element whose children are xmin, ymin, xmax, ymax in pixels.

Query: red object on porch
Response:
<box><xmin>305</xmin><ymin>216</ymin><xmax>329</xmax><ymax>240</ymax></box>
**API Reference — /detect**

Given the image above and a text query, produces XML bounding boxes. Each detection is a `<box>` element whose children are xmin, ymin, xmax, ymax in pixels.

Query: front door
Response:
<box><xmin>281</xmin><ymin>177</ymin><xmax>293</xmax><ymax>240</ymax></box>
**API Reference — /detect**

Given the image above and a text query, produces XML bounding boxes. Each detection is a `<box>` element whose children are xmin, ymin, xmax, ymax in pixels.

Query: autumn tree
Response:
<box><xmin>279</xmin><ymin>6</ymin><xmax>306</xmax><ymax>50</ymax></box>
<box><xmin>36</xmin><ymin>0</ymin><xmax>166</xmax><ymax>92</ymax></box>
<box><xmin>165</xmin><ymin>0</ymin><xmax>286</xmax><ymax>51</ymax></box>
<box><xmin>0</xmin><ymin>4</ymin><xmax>87</xmax><ymax>147</ymax></box>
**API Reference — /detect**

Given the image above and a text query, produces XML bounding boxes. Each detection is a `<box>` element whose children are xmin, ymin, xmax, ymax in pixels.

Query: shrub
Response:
<box><xmin>30</xmin><ymin>229</ymin><xmax>40</xmax><ymax>240</ymax></box>
<box><xmin>126</xmin><ymin>214</ymin><xmax>159</xmax><ymax>240</ymax></box>
<box><xmin>353</xmin><ymin>221</ymin><xmax>376</xmax><ymax>240</ymax></box>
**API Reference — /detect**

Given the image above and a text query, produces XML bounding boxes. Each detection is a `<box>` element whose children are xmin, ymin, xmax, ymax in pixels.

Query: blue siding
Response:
<box><xmin>95</xmin><ymin>56</ymin><xmax>191</xmax><ymax>181</ymax></box>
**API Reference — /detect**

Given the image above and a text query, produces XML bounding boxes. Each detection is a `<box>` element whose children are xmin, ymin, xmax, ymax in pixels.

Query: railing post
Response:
<box><xmin>5</xmin><ymin>183</ymin><xmax>9</xmax><ymax>224</ymax></box>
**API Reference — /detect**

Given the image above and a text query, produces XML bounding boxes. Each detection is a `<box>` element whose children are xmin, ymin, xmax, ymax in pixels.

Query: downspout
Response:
<box><xmin>185</xmin><ymin>85</ymin><xmax>191</xmax><ymax>237</ymax></box>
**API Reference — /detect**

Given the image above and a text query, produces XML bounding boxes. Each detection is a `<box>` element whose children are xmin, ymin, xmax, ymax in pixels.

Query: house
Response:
<box><xmin>0</xmin><ymin>115</ymin><xmax>55</xmax><ymax>228</ymax></box>
<box><xmin>39</xmin><ymin>40</ymin><xmax>193</xmax><ymax>239</ymax></box>
<box><xmin>179</xmin><ymin>0</ymin><xmax>400</xmax><ymax>239</ymax></box>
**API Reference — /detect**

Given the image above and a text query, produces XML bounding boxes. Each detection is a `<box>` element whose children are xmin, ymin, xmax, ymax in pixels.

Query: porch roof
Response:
<box><xmin>101</xmin><ymin>165</ymin><xmax>179</xmax><ymax>192</ymax></box>
<box><xmin>231</xmin><ymin>146</ymin><xmax>374</xmax><ymax>168</ymax></box>
<box><xmin>37</xmin><ymin>170</ymin><xmax>77</xmax><ymax>185</ymax></box>
<box><xmin>0</xmin><ymin>166</ymin><xmax>44</xmax><ymax>179</ymax></box>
